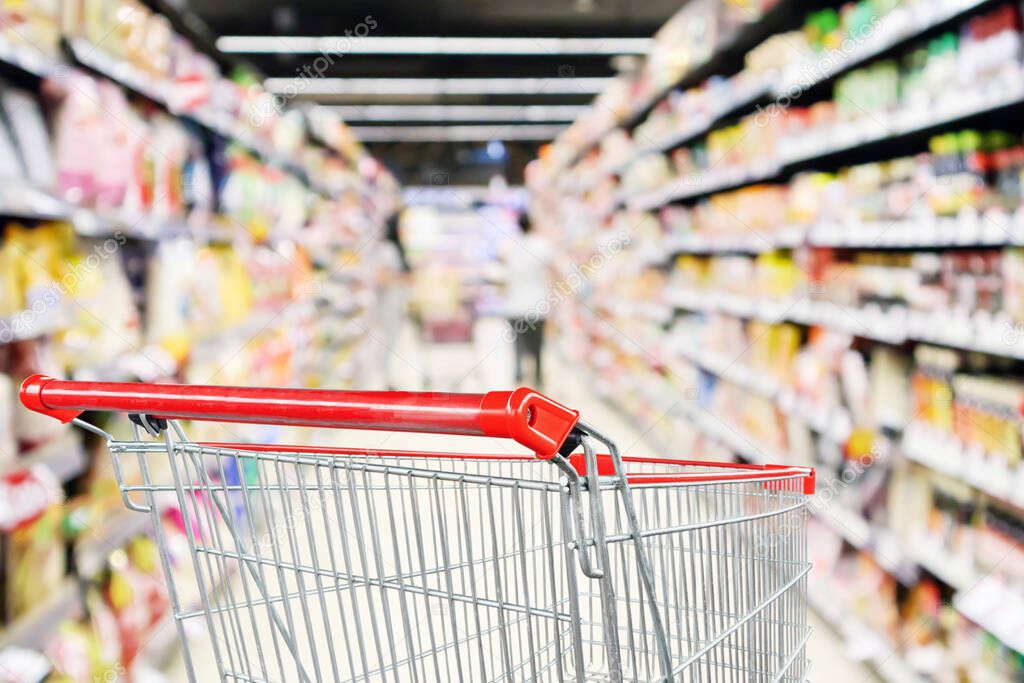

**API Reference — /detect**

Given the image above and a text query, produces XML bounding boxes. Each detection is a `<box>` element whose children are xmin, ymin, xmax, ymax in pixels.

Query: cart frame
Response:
<box><xmin>22</xmin><ymin>375</ymin><xmax>815</xmax><ymax>682</ymax></box>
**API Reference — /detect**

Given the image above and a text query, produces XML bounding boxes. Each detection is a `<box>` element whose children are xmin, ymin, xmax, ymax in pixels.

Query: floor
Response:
<box><xmin>156</xmin><ymin>318</ymin><xmax>878</xmax><ymax>682</ymax></box>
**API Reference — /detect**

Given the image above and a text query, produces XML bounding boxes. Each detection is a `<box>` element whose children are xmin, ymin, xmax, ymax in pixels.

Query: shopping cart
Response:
<box><xmin>21</xmin><ymin>375</ymin><xmax>815</xmax><ymax>683</ymax></box>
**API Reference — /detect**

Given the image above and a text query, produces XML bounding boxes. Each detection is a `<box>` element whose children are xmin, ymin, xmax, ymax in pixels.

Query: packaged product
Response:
<box><xmin>0</xmin><ymin>0</ymin><xmax>61</xmax><ymax>56</ymax></box>
<box><xmin>1</xmin><ymin>88</ymin><xmax>57</xmax><ymax>190</ymax></box>
<box><xmin>8</xmin><ymin>339</ymin><xmax>69</xmax><ymax>445</ymax></box>
<box><xmin>0</xmin><ymin>371</ymin><xmax>13</xmax><ymax>470</ymax></box>
<box><xmin>141</xmin><ymin>11</ymin><xmax>172</xmax><ymax>78</ymax></box>
<box><xmin>0</xmin><ymin>231</ymin><xmax>24</xmax><ymax>316</ymax></box>
<box><xmin>46</xmin><ymin>621</ymin><xmax>97</xmax><ymax>682</ymax></box>
<box><xmin>58</xmin><ymin>241</ymin><xmax>143</xmax><ymax>373</ymax></box>
<box><xmin>51</xmin><ymin>72</ymin><xmax>103</xmax><ymax>205</ymax></box>
<box><xmin>106</xmin><ymin>540</ymin><xmax>168</xmax><ymax>667</ymax></box>
<box><xmin>4</xmin><ymin>504</ymin><xmax>65</xmax><ymax>620</ymax></box>
<box><xmin>0</xmin><ymin>88</ymin><xmax>28</xmax><ymax>181</ymax></box>
<box><xmin>93</xmin><ymin>80</ymin><xmax>138</xmax><ymax>212</ymax></box>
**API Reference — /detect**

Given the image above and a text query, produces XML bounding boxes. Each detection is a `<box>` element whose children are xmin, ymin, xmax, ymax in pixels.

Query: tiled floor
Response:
<box><xmin>160</xmin><ymin>318</ymin><xmax>878</xmax><ymax>682</ymax></box>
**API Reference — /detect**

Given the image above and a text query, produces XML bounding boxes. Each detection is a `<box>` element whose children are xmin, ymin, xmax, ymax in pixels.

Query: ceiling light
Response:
<box><xmin>322</xmin><ymin>105</ymin><xmax>586</xmax><ymax>122</ymax></box>
<box><xmin>265</xmin><ymin>77</ymin><xmax>609</xmax><ymax>96</ymax></box>
<box><xmin>219</xmin><ymin>36</ymin><xmax>650</xmax><ymax>55</ymax></box>
<box><xmin>348</xmin><ymin>124</ymin><xmax>566</xmax><ymax>142</ymax></box>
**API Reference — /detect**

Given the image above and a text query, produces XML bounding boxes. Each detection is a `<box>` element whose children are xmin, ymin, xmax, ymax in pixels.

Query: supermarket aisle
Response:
<box><xmin>163</xmin><ymin>317</ymin><xmax>876</xmax><ymax>683</ymax></box>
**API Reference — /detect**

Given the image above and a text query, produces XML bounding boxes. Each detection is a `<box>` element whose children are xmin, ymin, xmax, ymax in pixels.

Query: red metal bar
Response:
<box><xmin>19</xmin><ymin>375</ymin><xmax>580</xmax><ymax>457</ymax></box>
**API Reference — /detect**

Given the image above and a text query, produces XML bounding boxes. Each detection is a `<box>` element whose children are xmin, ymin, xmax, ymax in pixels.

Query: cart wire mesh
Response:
<box><xmin>106</xmin><ymin>421</ymin><xmax>812</xmax><ymax>683</ymax></box>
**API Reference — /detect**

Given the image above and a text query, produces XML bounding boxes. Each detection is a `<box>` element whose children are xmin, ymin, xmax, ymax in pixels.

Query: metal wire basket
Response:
<box><xmin>22</xmin><ymin>375</ymin><xmax>815</xmax><ymax>682</ymax></box>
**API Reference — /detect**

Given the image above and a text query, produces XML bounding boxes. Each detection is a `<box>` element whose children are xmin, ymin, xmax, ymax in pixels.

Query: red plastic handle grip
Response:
<box><xmin>19</xmin><ymin>375</ymin><xmax>580</xmax><ymax>458</ymax></box>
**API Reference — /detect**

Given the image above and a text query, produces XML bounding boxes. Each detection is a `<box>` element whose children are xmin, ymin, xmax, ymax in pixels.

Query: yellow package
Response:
<box><xmin>6</xmin><ymin>505</ymin><xmax>66</xmax><ymax>620</ymax></box>
<box><xmin>115</xmin><ymin>0</ymin><xmax>147</xmax><ymax>60</ymax></box>
<box><xmin>216</xmin><ymin>246</ymin><xmax>254</xmax><ymax>327</ymax></box>
<box><xmin>0</xmin><ymin>232</ymin><xmax>25</xmax><ymax>316</ymax></box>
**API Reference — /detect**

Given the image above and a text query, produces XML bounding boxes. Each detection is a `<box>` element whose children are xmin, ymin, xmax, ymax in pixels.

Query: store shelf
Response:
<box><xmin>621</xmin><ymin>0</ymin><xmax>800</xmax><ymax>132</ymax></box>
<box><xmin>62</xmin><ymin>38</ymin><xmax>335</xmax><ymax>195</ymax></box>
<box><xmin>604</xmin><ymin>367</ymin><xmax>1024</xmax><ymax>663</ymax></box>
<box><xmin>76</xmin><ymin>509</ymin><xmax>154</xmax><ymax>578</ymax></box>
<box><xmin>552</xmin><ymin>0</ymin><xmax>800</xmax><ymax>175</ymax></box>
<box><xmin>808</xmin><ymin>587</ymin><xmax>929</xmax><ymax>683</ymax></box>
<box><xmin>666</xmin><ymin>342</ymin><xmax>854</xmax><ymax>443</ymax></box>
<box><xmin>0</xmin><ymin>184</ymin><xmax>74</xmax><ymax>221</ymax></box>
<box><xmin>0</xmin><ymin>178</ymin><xmax>333</xmax><ymax>246</ymax></box>
<box><xmin>805</xmin><ymin>214</ymin><xmax>1022</xmax><ymax>250</ymax></box>
<box><xmin>578</xmin><ymin>0</ymin><xmax>1003</xmax><ymax>192</ymax></box>
<box><xmin>954</xmin><ymin>576</ymin><xmax>1024</xmax><ymax>654</ymax></box>
<box><xmin>589</xmin><ymin>346</ymin><xmax>931</xmax><ymax>581</ymax></box>
<box><xmin>0</xmin><ymin>181</ymin><xmax>198</xmax><ymax>243</ymax></box>
<box><xmin>0</xmin><ymin>179</ymin><xmax>199</xmax><ymax>241</ymax></box>
<box><xmin>602</xmin><ymin>361</ymin><xmax>1024</xmax><ymax>658</ymax></box>
<box><xmin>0</xmin><ymin>36</ymin><xmax>64</xmax><ymax>79</ymax></box>
<box><xmin>545</xmin><ymin>0</ymin><xmax>1024</xmax><ymax>676</ymax></box>
<box><xmin>899</xmin><ymin>537</ymin><xmax>1024</xmax><ymax>655</ymax></box>
<box><xmin>9</xmin><ymin>433</ymin><xmax>89</xmax><ymax>484</ymax></box>
<box><xmin>65</xmin><ymin>38</ymin><xmax>170</xmax><ymax>106</ymax></box>
<box><xmin>773</xmin><ymin>0</ymin><xmax>997</xmax><ymax>98</ymax></box>
<box><xmin>907</xmin><ymin>536</ymin><xmax>976</xmax><ymax>593</ymax></box>
<box><xmin>902</xmin><ymin>422</ymin><xmax>1024</xmax><ymax>510</ymax></box>
<box><xmin>0</xmin><ymin>577</ymin><xmax>81</xmax><ymax>651</ymax></box>
<box><xmin>779</xmin><ymin>80</ymin><xmax>1024</xmax><ymax>168</ymax></box>
<box><xmin>644</xmin><ymin>210</ymin><xmax>1024</xmax><ymax>261</ymax></box>
<box><xmin>618</xmin><ymin>78</ymin><xmax>1024</xmax><ymax>211</ymax></box>
<box><xmin>596</xmin><ymin>363</ymin><xmax>918</xmax><ymax>584</ymax></box>
<box><xmin>626</xmin><ymin>161</ymin><xmax>781</xmax><ymax>211</ymax></box>
<box><xmin>613</xmin><ymin>79</ymin><xmax>773</xmax><ymax>175</ymax></box>
<box><xmin>821</xmin><ymin>505</ymin><xmax>918</xmax><ymax>584</ymax></box>
<box><xmin>665</xmin><ymin>289</ymin><xmax>1024</xmax><ymax>360</ymax></box>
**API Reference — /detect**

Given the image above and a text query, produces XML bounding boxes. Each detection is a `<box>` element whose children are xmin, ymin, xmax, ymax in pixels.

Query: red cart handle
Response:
<box><xmin>19</xmin><ymin>375</ymin><xmax>580</xmax><ymax>458</ymax></box>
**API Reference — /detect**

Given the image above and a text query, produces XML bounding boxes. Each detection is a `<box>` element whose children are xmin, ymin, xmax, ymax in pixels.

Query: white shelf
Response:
<box><xmin>607</xmin><ymin>351</ymin><xmax>1024</xmax><ymax>656</ymax></box>
<box><xmin>664</xmin><ymin>289</ymin><xmax>1024</xmax><ymax>360</ymax></box>
<box><xmin>645</xmin><ymin>210</ymin><xmax>1024</xmax><ymax>260</ymax></box>
<box><xmin>901</xmin><ymin>422</ymin><xmax>1024</xmax><ymax>510</ymax></box>
<box><xmin>808</xmin><ymin>588</ymin><xmax>928</xmax><ymax>683</ymax></box>
<box><xmin>0</xmin><ymin>578</ymin><xmax>81</xmax><ymax>651</ymax></box>
<box><xmin>671</xmin><ymin>344</ymin><xmax>855</xmax><ymax>443</ymax></box>
<box><xmin>954</xmin><ymin>576</ymin><xmax>1024</xmax><ymax>654</ymax></box>
<box><xmin>64</xmin><ymin>39</ymin><xmax>315</xmax><ymax>181</ymax></box>
<box><xmin>775</xmin><ymin>0</ymin><xmax>994</xmax><ymax>98</ymax></box>
<box><xmin>559</xmin><ymin>0</ymin><xmax>1000</xmax><ymax>187</ymax></box>
<box><xmin>9</xmin><ymin>433</ymin><xmax>89</xmax><ymax>484</ymax></box>
<box><xmin>613</xmin><ymin>79</ymin><xmax>773</xmax><ymax>174</ymax></box>
<box><xmin>627</xmin><ymin>162</ymin><xmax>780</xmax><ymax>210</ymax></box>
<box><xmin>618</xmin><ymin>78</ymin><xmax>1024</xmax><ymax>212</ymax></box>
<box><xmin>781</xmin><ymin>79</ymin><xmax>1024</xmax><ymax>167</ymax></box>
<box><xmin>0</xmin><ymin>36</ymin><xmax>63</xmax><ymax>78</ymax></box>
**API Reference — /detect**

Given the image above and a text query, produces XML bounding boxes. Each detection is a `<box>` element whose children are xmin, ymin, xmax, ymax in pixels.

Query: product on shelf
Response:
<box><xmin>4</xmin><ymin>504</ymin><xmax>65</xmax><ymax>621</ymax></box>
<box><xmin>560</xmin><ymin>2</ymin><xmax>1024</xmax><ymax>209</ymax></box>
<box><xmin>534</xmin><ymin>0</ymin><xmax>1024</xmax><ymax>675</ymax></box>
<box><xmin>0</xmin><ymin>2</ymin><xmax>395</xmax><ymax>677</ymax></box>
<box><xmin>1</xmin><ymin>0</ymin><xmax>60</xmax><ymax>57</ymax></box>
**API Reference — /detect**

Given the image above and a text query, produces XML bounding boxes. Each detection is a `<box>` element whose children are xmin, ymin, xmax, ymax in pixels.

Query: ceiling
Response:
<box><xmin>186</xmin><ymin>0</ymin><xmax>680</xmax><ymax>184</ymax></box>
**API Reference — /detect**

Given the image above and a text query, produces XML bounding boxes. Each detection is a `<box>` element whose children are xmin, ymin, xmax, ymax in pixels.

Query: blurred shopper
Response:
<box><xmin>375</xmin><ymin>209</ymin><xmax>410</xmax><ymax>389</ymax></box>
<box><xmin>503</xmin><ymin>213</ymin><xmax>553</xmax><ymax>388</ymax></box>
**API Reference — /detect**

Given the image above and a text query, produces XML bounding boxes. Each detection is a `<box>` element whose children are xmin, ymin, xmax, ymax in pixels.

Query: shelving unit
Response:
<box><xmin>587</xmin><ymin>360</ymin><xmax>1004</xmax><ymax>681</ymax></box>
<box><xmin>533</xmin><ymin>0</ymin><xmax>1024</xmax><ymax>678</ymax></box>
<box><xmin>8</xmin><ymin>433</ymin><xmax>89</xmax><ymax>484</ymax></box>
<box><xmin>0</xmin><ymin>2</ymin><xmax>395</xmax><ymax>677</ymax></box>
<box><xmin>548</xmin><ymin>0</ymin><xmax>1006</xmax><ymax>189</ymax></box>
<box><xmin>0</xmin><ymin>579</ymin><xmax>82</xmax><ymax>651</ymax></box>
<box><xmin>620</xmin><ymin>80</ymin><xmax>1024</xmax><ymax>211</ymax></box>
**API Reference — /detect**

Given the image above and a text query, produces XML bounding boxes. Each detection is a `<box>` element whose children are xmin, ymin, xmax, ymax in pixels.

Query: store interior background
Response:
<box><xmin>1</xmin><ymin>0</ymin><xmax>1023</xmax><ymax>681</ymax></box>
